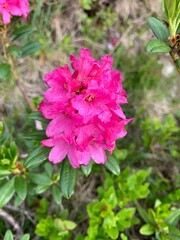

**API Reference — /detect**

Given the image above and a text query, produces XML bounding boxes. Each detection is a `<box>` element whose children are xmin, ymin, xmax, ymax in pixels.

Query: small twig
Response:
<box><xmin>0</xmin><ymin>209</ymin><xmax>23</xmax><ymax>236</ymax></box>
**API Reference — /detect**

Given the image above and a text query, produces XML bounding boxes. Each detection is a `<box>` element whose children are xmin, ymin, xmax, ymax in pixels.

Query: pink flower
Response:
<box><xmin>39</xmin><ymin>48</ymin><xmax>132</xmax><ymax>168</ymax></box>
<box><xmin>0</xmin><ymin>0</ymin><xmax>30</xmax><ymax>24</ymax></box>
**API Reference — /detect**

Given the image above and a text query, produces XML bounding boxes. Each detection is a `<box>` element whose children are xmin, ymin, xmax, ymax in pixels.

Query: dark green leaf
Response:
<box><xmin>7</xmin><ymin>46</ymin><xmax>22</xmax><ymax>58</ymax></box>
<box><xmin>4</xmin><ymin>230</ymin><xmax>13</xmax><ymax>240</ymax></box>
<box><xmin>148</xmin><ymin>17</ymin><xmax>169</xmax><ymax>41</ymax></box>
<box><xmin>81</xmin><ymin>161</ymin><xmax>92</xmax><ymax>176</ymax></box>
<box><xmin>0</xmin><ymin>64</ymin><xmax>11</xmax><ymax>79</ymax></box>
<box><xmin>146</xmin><ymin>39</ymin><xmax>171</xmax><ymax>53</ymax></box>
<box><xmin>28</xmin><ymin>111</ymin><xmax>49</xmax><ymax>124</ymax></box>
<box><xmin>23</xmin><ymin>146</ymin><xmax>50</xmax><ymax>169</ymax></box>
<box><xmin>0</xmin><ymin>178</ymin><xmax>15</xmax><ymax>208</ymax></box>
<box><xmin>21</xmin><ymin>42</ymin><xmax>41</xmax><ymax>57</ymax></box>
<box><xmin>12</xmin><ymin>25</ymin><xmax>35</xmax><ymax>40</ymax></box>
<box><xmin>21</xmin><ymin>130</ymin><xmax>46</xmax><ymax>141</ymax></box>
<box><xmin>28</xmin><ymin>173</ymin><xmax>52</xmax><ymax>185</ymax></box>
<box><xmin>60</xmin><ymin>160</ymin><xmax>77</xmax><ymax>199</ymax></box>
<box><xmin>14</xmin><ymin>175</ymin><xmax>27</xmax><ymax>200</ymax></box>
<box><xmin>104</xmin><ymin>156</ymin><xmax>120</xmax><ymax>175</ymax></box>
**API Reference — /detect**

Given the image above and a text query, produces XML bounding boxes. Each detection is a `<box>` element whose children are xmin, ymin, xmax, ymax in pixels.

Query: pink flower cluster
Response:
<box><xmin>0</xmin><ymin>0</ymin><xmax>30</xmax><ymax>24</ymax></box>
<box><xmin>39</xmin><ymin>48</ymin><xmax>132</xmax><ymax>168</ymax></box>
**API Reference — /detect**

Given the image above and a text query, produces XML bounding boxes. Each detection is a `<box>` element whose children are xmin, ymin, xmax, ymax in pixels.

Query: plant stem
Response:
<box><xmin>169</xmin><ymin>41</ymin><xmax>180</xmax><ymax>76</ymax></box>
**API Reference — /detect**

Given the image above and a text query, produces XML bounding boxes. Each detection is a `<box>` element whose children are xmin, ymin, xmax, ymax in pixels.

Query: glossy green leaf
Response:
<box><xmin>146</xmin><ymin>39</ymin><xmax>171</xmax><ymax>53</ymax></box>
<box><xmin>0</xmin><ymin>63</ymin><xmax>11</xmax><ymax>79</ymax></box>
<box><xmin>52</xmin><ymin>185</ymin><xmax>62</xmax><ymax>205</ymax></box>
<box><xmin>60</xmin><ymin>160</ymin><xmax>77</xmax><ymax>199</ymax></box>
<box><xmin>0</xmin><ymin>178</ymin><xmax>15</xmax><ymax>208</ymax></box>
<box><xmin>14</xmin><ymin>175</ymin><xmax>27</xmax><ymax>200</ymax></box>
<box><xmin>21</xmin><ymin>42</ymin><xmax>41</xmax><ymax>57</ymax></box>
<box><xmin>81</xmin><ymin>161</ymin><xmax>92</xmax><ymax>176</ymax></box>
<box><xmin>19</xmin><ymin>234</ymin><xmax>30</xmax><ymax>240</ymax></box>
<box><xmin>148</xmin><ymin>17</ymin><xmax>169</xmax><ymax>41</ymax></box>
<box><xmin>23</xmin><ymin>146</ymin><xmax>50</xmax><ymax>169</ymax></box>
<box><xmin>12</xmin><ymin>25</ymin><xmax>35</xmax><ymax>40</ymax></box>
<box><xmin>140</xmin><ymin>224</ymin><xmax>155</xmax><ymax>236</ymax></box>
<box><xmin>4</xmin><ymin>230</ymin><xmax>13</xmax><ymax>240</ymax></box>
<box><xmin>105</xmin><ymin>156</ymin><xmax>120</xmax><ymax>175</ymax></box>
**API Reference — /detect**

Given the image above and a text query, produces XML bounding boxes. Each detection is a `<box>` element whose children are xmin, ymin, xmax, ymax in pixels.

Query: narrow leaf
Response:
<box><xmin>104</xmin><ymin>156</ymin><xmax>120</xmax><ymax>175</ymax></box>
<box><xmin>81</xmin><ymin>161</ymin><xmax>92</xmax><ymax>176</ymax></box>
<box><xmin>60</xmin><ymin>160</ymin><xmax>77</xmax><ymax>199</ymax></box>
<box><xmin>0</xmin><ymin>178</ymin><xmax>15</xmax><ymax>208</ymax></box>
<box><xmin>146</xmin><ymin>39</ymin><xmax>170</xmax><ymax>53</ymax></box>
<box><xmin>12</xmin><ymin>25</ymin><xmax>35</xmax><ymax>40</ymax></box>
<box><xmin>28</xmin><ymin>111</ymin><xmax>49</xmax><ymax>124</ymax></box>
<box><xmin>23</xmin><ymin>146</ymin><xmax>50</xmax><ymax>169</ymax></box>
<box><xmin>148</xmin><ymin>17</ymin><xmax>169</xmax><ymax>41</ymax></box>
<box><xmin>21</xmin><ymin>42</ymin><xmax>41</xmax><ymax>57</ymax></box>
<box><xmin>14</xmin><ymin>175</ymin><xmax>27</xmax><ymax>200</ymax></box>
<box><xmin>136</xmin><ymin>203</ymin><xmax>154</xmax><ymax>225</ymax></box>
<box><xmin>166</xmin><ymin>209</ymin><xmax>180</xmax><ymax>225</ymax></box>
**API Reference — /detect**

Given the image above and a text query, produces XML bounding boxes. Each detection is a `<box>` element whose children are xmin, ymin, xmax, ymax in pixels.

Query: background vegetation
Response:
<box><xmin>0</xmin><ymin>0</ymin><xmax>179</xmax><ymax>239</ymax></box>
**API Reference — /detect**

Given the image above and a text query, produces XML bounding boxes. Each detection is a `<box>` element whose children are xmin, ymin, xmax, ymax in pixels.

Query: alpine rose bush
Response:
<box><xmin>0</xmin><ymin>0</ymin><xmax>30</xmax><ymax>24</ymax></box>
<box><xmin>39</xmin><ymin>48</ymin><xmax>132</xmax><ymax>168</ymax></box>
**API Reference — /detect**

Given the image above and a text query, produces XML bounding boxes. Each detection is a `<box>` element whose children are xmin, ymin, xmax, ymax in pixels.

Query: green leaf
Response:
<box><xmin>4</xmin><ymin>230</ymin><xmax>13</xmax><ymax>240</ymax></box>
<box><xmin>0</xmin><ymin>170</ymin><xmax>11</xmax><ymax>180</ymax></box>
<box><xmin>0</xmin><ymin>64</ymin><xmax>11</xmax><ymax>80</ymax></box>
<box><xmin>35</xmin><ymin>185</ymin><xmax>50</xmax><ymax>194</ymax></box>
<box><xmin>136</xmin><ymin>203</ymin><xmax>154</xmax><ymax>225</ymax></box>
<box><xmin>12</xmin><ymin>25</ymin><xmax>35</xmax><ymax>40</ymax></box>
<box><xmin>0</xmin><ymin>178</ymin><xmax>15</xmax><ymax>208</ymax></box>
<box><xmin>60</xmin><ymin>160</ymin><xmax>77</xmax><ymax>199</ymax></box>
<box><xmin>63</xmin><ymin>220</ymin><xmax>77</xmax><ymax>230</ymax></box>
<box><xmin>104</xmin><ymin>156</ymin><xmax>120</xmax><ymax>175</ymax></box>
<box><xmin>140</xmin><ymin>224</ymin><xmax>155</xmax><ymax>236</ymax></box>
<box><xmin>23</xmin><ymin>146</ymin><xmax>50</xmax><ymax>169</ymax></box>
<box><xmin>148</xmin><ymin>17</ymin><xmax>169</xmax><ymax>41</ymax></box>
<box><xmin>19</xmin><ymin>234</ymin><xmax>30</xmax><ymax>240</ymax></box>
<box><xmin>52</xmin><ymin>185</ymin><xmax>62</xmax><ymax>205</ymax></box>
<box><xmin>81</xmin><ymin>161</ymin><xmax>92</xmax><ymax>176</ymax></box>
<box><xmin>166</xmin><ymin>209</ymin><xmax>180</xmax><ymax>225</ymax></box>
<box><xmin>28</xmin><ymin>111</ymin><xmax>49</xmax><ymax>124</ymax></box>
<box><xmin>169</xmin><ymin>226</ymin><xmax>180</xmax><ymax>240</ymax></box>
<box><xmin>7</xmin><ymin>46</ymin><xmax>22</xmax><ymax>58</ymax></box>
<box><xmin>14</xmin><ymin>175</ymin><xmax>27</xmax><ymax>201</ymax></box>
<box><xmin>146</xmin><ymin>39</ymin><xmax>171</xmax><ymax>53</ymax></box>
<box><xmin>106</xmin><ymin>227</ymin><xmax>119</xmax><ymax>239</ymax></box>
<box><xmin>21</xmin><ymin>130</ymin><xmax>46</xmax><ymax>141</ymax></box>
<box><xmin>21</xmin><ymin>42</ymin><xmax>41</xmax><ymax>57</ymax></box>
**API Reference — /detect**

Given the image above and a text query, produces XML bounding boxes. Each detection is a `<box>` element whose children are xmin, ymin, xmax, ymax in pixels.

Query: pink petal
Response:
<box><xmin>89</xmin><ymin>145</ymin><xmax>107</xmax><ymax>164</ymax></box>
<box><xmin>49</xmin><ymin>143</ymin><xmax>68</xmax><ymax>164</ymax></box>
